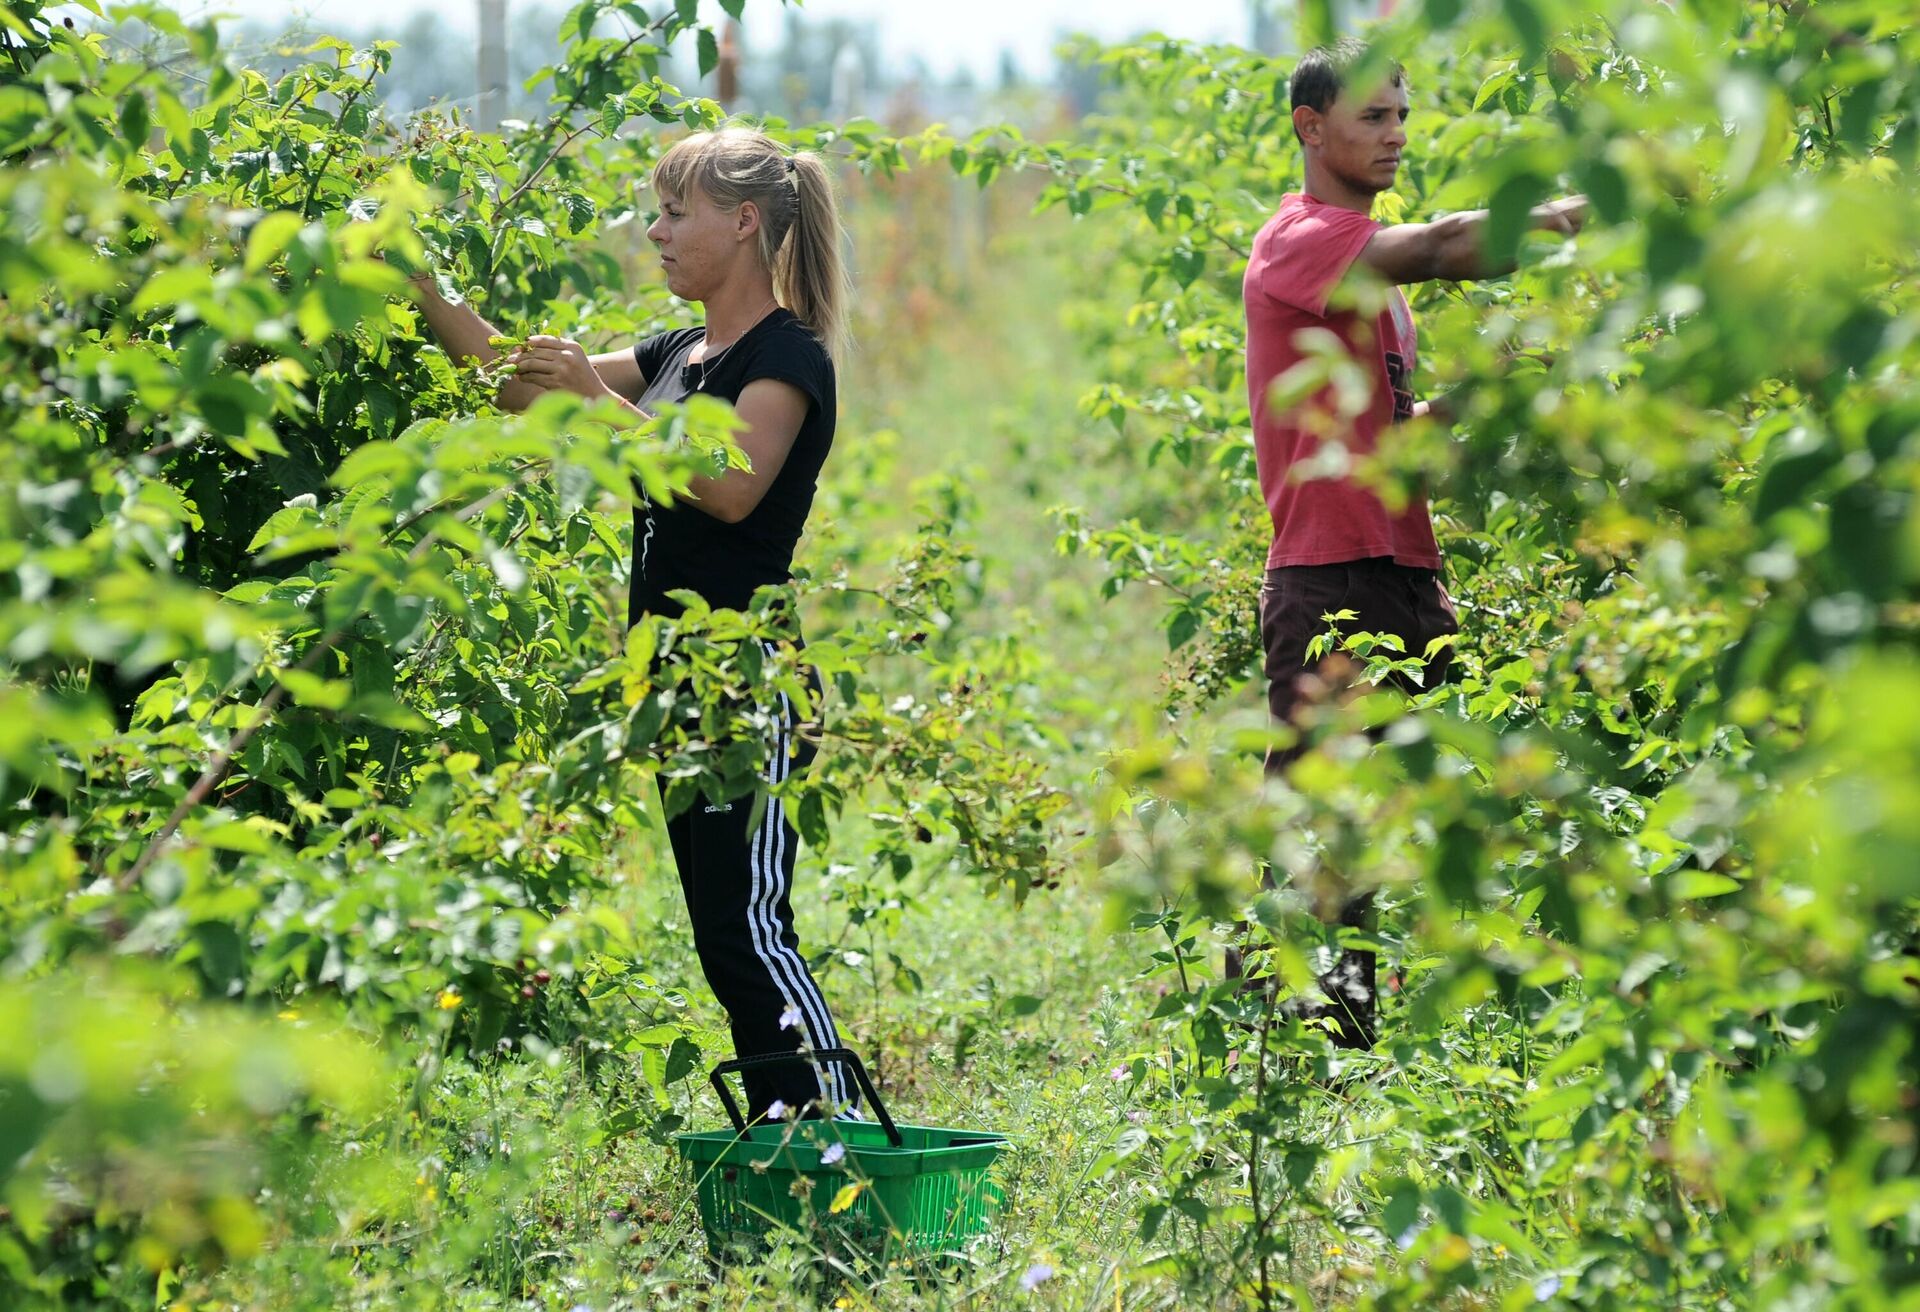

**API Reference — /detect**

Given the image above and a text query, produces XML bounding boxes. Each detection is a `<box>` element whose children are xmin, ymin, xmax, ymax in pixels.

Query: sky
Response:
<box><xmin>135</xmin><ymin>0</ymin><xmax>1260</xmax><ymax>81</ymax></box>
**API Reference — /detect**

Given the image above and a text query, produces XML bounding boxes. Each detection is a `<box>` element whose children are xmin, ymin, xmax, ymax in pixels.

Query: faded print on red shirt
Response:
<box><xmin>1243</xmin><ymin>192</ymin><xmax>1441</xmax><ymax>570</ymax></box>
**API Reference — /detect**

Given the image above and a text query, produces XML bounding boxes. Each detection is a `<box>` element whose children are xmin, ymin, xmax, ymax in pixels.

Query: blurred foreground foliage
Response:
<box><xmin>1022</xmin><ymin>0</ymin><xmax>1920</xmax><ymax>1306</ymax></box>
<box><xmin>1</xmin><ymin>0</ymin><xmax>1917</xmax><ymax>1305</ymax></box>
<box><xmin>0</xmin><ymin>0</ymin><xmax>1062</xmax><ymax>1300</ymax></box>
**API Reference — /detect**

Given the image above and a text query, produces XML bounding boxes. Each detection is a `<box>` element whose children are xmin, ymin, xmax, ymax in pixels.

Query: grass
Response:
<box><xmin>180</xmin><ymin>200</ymin><xmax>1578</xmax><ymax>1312</ymax></box>
<box><xmin>191</xmin><ymin>202</ymin><xmax>1201</xmax><ymax>1311</ymax></box>
<box><xmin>200</xmin><ymin>862</ymin><xmax>1171</xmax><ymax>1309</ymax></box>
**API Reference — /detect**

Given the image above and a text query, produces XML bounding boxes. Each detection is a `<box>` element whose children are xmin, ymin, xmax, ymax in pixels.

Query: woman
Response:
<box><xmin>406</xmin><ymin>126</ymin><xmax>855</xmax><ymax>1121</ymax></box>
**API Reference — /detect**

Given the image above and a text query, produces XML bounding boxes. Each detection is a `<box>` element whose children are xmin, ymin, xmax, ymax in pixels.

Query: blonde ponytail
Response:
<box><xmin>651</xmin><ymin>126</ymin><xmax>851</xmax><ymax>359</ymax></box>
<box><xmin>778</xmin><ymin>150</ymin><xmax>850</xmax><ymax>361</ymax></box>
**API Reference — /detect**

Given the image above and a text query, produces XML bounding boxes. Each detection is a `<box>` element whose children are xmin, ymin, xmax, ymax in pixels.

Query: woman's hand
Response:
<box><xmin>507</xmin><ymin>335</ymin><xmax>610</xmax><ymax>401</ymax></box>
<box><xmin>369</xmin><ymin>249</ymin><xmax>434</xmax><ymax>294</ymax></box>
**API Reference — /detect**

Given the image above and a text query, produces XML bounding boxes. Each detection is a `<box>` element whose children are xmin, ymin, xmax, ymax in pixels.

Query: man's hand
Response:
<box><xmin>1361</xmin><ymin>191</ymin><xmax>1588</xmax><ymax>285</ymax></box>
<box><xmin>1531</xmin><ymin>195</ymin><xmax>1588</xmax><ymax>237</ymax></box>
<box><xmin>507</xmin><ymin>335</ymin><xmax>610</xmax><ymax>401</ymax></box>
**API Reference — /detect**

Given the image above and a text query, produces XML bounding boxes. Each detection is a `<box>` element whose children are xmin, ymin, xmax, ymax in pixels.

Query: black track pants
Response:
<box><xmin>664</xmin><ymin>683</ymin><xmax>854</xmax><ymax>1121</ymax></box>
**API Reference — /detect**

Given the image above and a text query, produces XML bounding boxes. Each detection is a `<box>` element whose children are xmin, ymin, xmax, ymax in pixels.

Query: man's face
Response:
<box><xmin>1303</xmin><ymin>79</ymin><xmax>1410</xmax><ymax>196</ymax></box>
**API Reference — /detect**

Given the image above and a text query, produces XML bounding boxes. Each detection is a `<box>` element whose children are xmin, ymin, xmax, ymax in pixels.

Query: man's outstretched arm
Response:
<box><xmin>1360</xmin><ymin>195</ymin><xmax>1587</xmax><ymax>284</ymax></box>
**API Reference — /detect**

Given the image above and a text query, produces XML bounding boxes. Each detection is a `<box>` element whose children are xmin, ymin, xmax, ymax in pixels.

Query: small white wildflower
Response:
<box><xmin>1019</xmin><ymin>1263</ymin><xmax>1055</xmax><ymax>1292</ymax></box>
<box><xmin>1534</xmin><ymin>1276</ymin><xmax>1562</xmax><ymax>1301</ymax></box>
<box><xmin>779</xmin><ymin>1003</ymin><xmax>803</xmax><ymax>1030</ymax></box>
<box><xmin>765</xmin><ymin>1099</ymin><xmax>789</xmax><ymax>1120</ymax></box>
<box><xmin>820</xmin><ymin>1141</ymin><xmax>846</xmax><ymax>1165</ymax></box>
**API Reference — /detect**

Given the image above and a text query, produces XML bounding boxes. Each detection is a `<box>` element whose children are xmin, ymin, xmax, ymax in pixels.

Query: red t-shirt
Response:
<box><xmin>1243</xmin><ymin>192</ymin><xmax>1441</xmax><ymax>570</ymax></box>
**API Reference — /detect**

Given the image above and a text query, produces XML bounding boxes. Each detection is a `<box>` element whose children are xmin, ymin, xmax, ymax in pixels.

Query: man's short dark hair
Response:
<box><xmin>1289</xmin><ymin>38</ymin><xmax>1405</xmax><ymax>141</ymax></box>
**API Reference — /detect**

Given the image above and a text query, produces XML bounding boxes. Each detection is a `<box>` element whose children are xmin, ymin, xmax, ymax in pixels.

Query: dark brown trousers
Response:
<box><xmin>1242</xmin><ymin>556</ymin><xmax>1459</xmax><ymax>1046</ymax></box>
<box><xmin>1259</xmin><ymin>556</ymin><xmax>1459</xmax><ymax>770</ymax></box>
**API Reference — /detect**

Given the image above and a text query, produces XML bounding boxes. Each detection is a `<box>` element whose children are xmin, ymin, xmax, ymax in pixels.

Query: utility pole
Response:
<box><xmin>478</xmin><ymin>0</ymin><xmax>507</xmax><ymax>131</ymax></box>
<box><xmin>717</xmin><ymin>21</ymin><xmax>741</xmax><ymax>110</ymax></box>
<box><xmin>1250</xmin><ymin>0</ymin><xmax>1286</xmax><ymax>55</ymax></box>
<box><xmin>828</xmin><ymin>41</ymin><xmax>864</xmax><ymax>121</ymax></box>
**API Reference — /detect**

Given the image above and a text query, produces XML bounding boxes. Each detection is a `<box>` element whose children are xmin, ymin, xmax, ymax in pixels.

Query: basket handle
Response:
<box><xmin>708</xmin><ymin>1046</ymin><xmax>903</xmax><ymax>1148</ymax></box>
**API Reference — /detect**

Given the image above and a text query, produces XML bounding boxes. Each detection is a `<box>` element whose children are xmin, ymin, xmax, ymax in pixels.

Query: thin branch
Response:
<box><xmin>494</xmin><ymin>117</ymin><xmax>605</xmax><ymax>219</ymax></box>
<box><xmin>1780</xmin><ymin>0</ymin><xmax>1867</xmax><ymax>50</ymax></box>
<box><xmin>115</xmin><ymin>468</ymin><xmax>540</xmax><ymax>889</ymax></box>
<box><xmin>824</xmin><ymin>583</ymin><xmax>939</xmax><ymax>625</ymax></box>
<box><xmin>491</xmin><ymin>12</ymin><xmax>678</xmax><ymax>223</ymax></box>
<box><xmin>1247</xmin><ymin>985</ymin><xmax>1279</xmax><ymax>1312</ymax></box>
<box><xmin>386</xmin><ymin>459</ymin><xmax>541</xmax><ymax>540</ymax></box>
<box><xmin>300</xmin><ymin>70</ymin><xmax>378</xmax><ymax>220</ymax></box>
<box><xmin>115</xmin><ymin>634</ymin><xmax>335</xmax><ymax>890</ymax></box>
<box><xmin>100</xmin><ymin>29</ymin><xmax>215</xmax><ymax>89</ymax></box>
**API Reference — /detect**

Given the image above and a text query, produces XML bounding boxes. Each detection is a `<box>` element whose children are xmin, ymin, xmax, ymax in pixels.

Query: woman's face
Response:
<box><xmin>646</xmin><ymin>184</ymin><xmax>752</xmax><ymax>302</ymax></box>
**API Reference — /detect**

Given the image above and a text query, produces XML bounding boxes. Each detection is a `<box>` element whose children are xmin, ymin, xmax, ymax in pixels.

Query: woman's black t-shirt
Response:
<box><xmin>627</xmin><ymin>308</ymin><xmax>836</xmax><ymax>624</ymax></box>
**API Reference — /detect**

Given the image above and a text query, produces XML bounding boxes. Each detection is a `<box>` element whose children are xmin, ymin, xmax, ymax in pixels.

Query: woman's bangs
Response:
<box><xmin>650</xmin><ymin>133</ymin><xmax>715</xmax><ymax>203</ymax></box>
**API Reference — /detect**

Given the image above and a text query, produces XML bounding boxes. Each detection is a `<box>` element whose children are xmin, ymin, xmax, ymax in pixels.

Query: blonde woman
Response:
<box><xmin>407</xmin><ymin>127</ymin><xmax>855</xmax><ymax>1121</ymax></box>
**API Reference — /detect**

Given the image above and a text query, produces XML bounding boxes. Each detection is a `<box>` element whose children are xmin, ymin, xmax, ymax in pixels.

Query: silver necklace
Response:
<box><xmin>690</xmin><ymin>300</ymin><xmax>778</xmax><ymax>391</ymax></box>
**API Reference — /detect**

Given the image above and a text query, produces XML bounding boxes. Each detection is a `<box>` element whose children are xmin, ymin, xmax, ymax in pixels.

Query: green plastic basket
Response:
<box><xmin>674</xmin><ymin>1048</ymin><xmax>1009</xmax><ymax>1261</ymax></box>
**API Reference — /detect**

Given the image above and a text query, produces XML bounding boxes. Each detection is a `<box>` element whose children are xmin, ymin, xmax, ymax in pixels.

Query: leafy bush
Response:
<box><xmin>1</xmin><ymin>0</ymin><xmax>1063</xmax><ymax>1298</ymax></box>
<box><xmin>1024</xmin><ymin>2</ymin><xmax>1920</xmax><ymax>1306</ymax></box>
<box><xmin>3</xmin><ymin>0</ymin><xmax>1916</xmax><ymax>1306</ymax></box>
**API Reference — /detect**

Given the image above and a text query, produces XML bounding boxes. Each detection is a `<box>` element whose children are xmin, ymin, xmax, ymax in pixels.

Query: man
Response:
<box><xmin>1241</xmin><ymin>38</ymin><xmax>1585</xmax><ymax>1047</ymax></box>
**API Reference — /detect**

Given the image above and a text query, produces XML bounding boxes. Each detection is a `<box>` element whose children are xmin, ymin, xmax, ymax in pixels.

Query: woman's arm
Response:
<box><xmin>404</xmin><ymin>274</ymin><xmax>545</xmax><ymax>412</ymax></box>
<box><xmin>404</xmin><ymin>281</ymin><xmax>649</xmax><ymax>412</ymax></box>
<box><xmin>681</xmin><ymin>379</ymin><xmax>808</xmax><ymax>524</ymax></box>
<box><xmin>507</xmin><ymin>334</ymin><xmax>648</xmax><ymax>418</ymax></box>
<box><xmin>507</xmin><ymin>342</ymin><xmax>807</xmax><ymax>523</ymax></box>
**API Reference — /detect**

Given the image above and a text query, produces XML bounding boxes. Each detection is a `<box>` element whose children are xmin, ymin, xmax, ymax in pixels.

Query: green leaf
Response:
<box><xmin>1645</xmin><ymin>207</ymin><xmax>1703</xmax><ymax>284</ymax></box>
<box><xmin>664</xmin><ymin>1035</ymin><xmax>699</xmax><ymax>1084</ymax></box>
<box><xmin>343</xmin><ymin>695</ymin><xmax>430</xmax><ymax>730</ymax></box>
<box><xmin>276</xmin><ymin>668</ymin><xmax>353</xmax><ymax>710</ymax></box>
<box><xmin>1430</xmin><ymin>823</ymin><xmax>1480</xmax><ymax>909</ymax></box>
<box><xmin>332</xmin><ymin>440</ymin><xmax>410</xmax><ymax>487</ymax></box>
<box><xmin>246</xmin><ymin>503</ymin><xmax>321</xmax><ymax>554</ymax></box>
<box><xmin>1167</xmin><ymin>607</ymin><xmax>1200</xmax><ymax>651</ymax></box>
<box><xmin>0</xmin><ymin>86</ymin><xmax>45</xmax><ymax>154</ymax></box>
<box><xmin>1473</xmin><ymin>68</ymin><xmax>1517</xmax><ymax>112</ymax></box>
<box><xmin>1485</xmin><ymin>170</ymin><xmax>1545</xmax><ymax>269</ymax></box>
<box><xmin>364</xmin><ymin>382</ymin><xmax>399</xmax><ymax>440</ymax></box>
<box><xmin>118</xmin><ymin>89</ymin><xmax>149</xmax><ymax>150</ymax></box>
<box><xmin>1383</xmin><ymin>1181</ymin><xmax>1422</xmax><ymax>1242</ymax></box>
<box><xmin>197</xmin><ymin>818</ymin><xmax>281</xmax><ymax>855</ymax></box>
<box><xmin>1669</xmin><ymin>870</ymin><xmax>1742</xmax><ymax>899</ymax></box>
<box><xmin>1576</xmin><ymin>157</ymin><xmax>1629</xmax><ymax>224</ymax></box>
<box><xmin>1752</xmin><ymin>425</ymin><xmax>1839</xmax><ymax>520</ymax></box>
<box><xmin>1497</xmin><ymin>0</ymin><xmax>1547</xmax><ymax>61</ymax></box>
<box><xmin>1167</xmin><ymin>245</ymin><xmax>1205</xmax><ymax>288</ymax></box>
